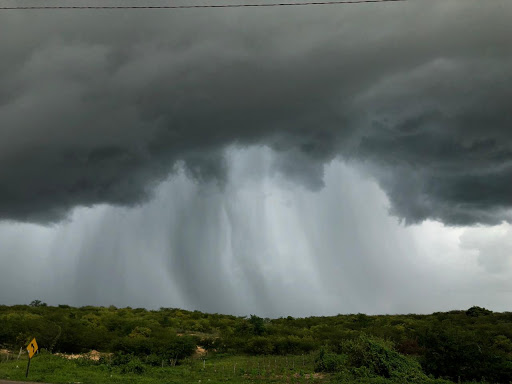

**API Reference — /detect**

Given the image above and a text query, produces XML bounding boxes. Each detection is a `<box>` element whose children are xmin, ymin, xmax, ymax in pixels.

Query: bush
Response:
<box><xmin>119</xmin><ymin>357</ymin><xmax>146</xmax><ymax>374</ymax></box>
<box><xmin>111</xmin><ymin>351</ymin><xmax>133</xmax><ymax>366</ymax></box>
<box><xmin>145</xmin><ymin>353</ymin><xmax>164</xmax><ymax>366</ymax></box>
<box><xmin>314</xmin><ymin>347</ymin><xmax>345</xmax><ymax>373</ymax></box>
<box><xmin>249</xmin><ymin>315</ymin><xmax>266</xmax><ymax>336</ymax></box>
<box><xmin>245</xmin><ymin>337</ymin><xmax>274</xmax><ymax>355</ymax></box>
<box><xmin>421</xmin><ymin>326</ymin><xmax>512</xmax><ymax>383</ymax></box>
<box><xmin>465</xmin><ymin>306</ymin><xmax>492</xmax><ymax>317</ymax></box>
<box><xmin>111</xmin><ymin>334</ymin><xmax>196</xmax><ymax>362</ymax></box>
<box><xmin>340</xmin><ymin>334</ymin><xmax>434</xmax><ymax>383</ymax></box>
<box><xmin>74</xmin><ymin>357</ymin><xmax>100</xmax><ymax>367</ymax></box>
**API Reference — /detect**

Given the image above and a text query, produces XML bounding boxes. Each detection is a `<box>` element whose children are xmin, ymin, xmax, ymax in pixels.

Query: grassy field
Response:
<box><xmin>0</xmin><ymin>349</ymin><xmax>485</xmax><ymax>384</ymax></box>
<box><xmin>0</xmin><ymin>350</ymin><xmax>327</xmax><ymax>384</ymax></box>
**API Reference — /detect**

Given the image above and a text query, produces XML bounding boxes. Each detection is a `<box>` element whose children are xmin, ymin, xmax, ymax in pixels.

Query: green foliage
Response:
<box><xmin>319</xmin><ymin>335</ymin><xmax>451</xmax><ymax>384</ymax></box>
<box><xmin>119</xmin><ymin>357</ymin><xmax>146</xmax><ymax>374</ymax></box>
<box><xmin>248</xmin><ymin>314</ymin><xmax>266</xmax><ymax>336</ymax></box>
<box><xmin>108</xmin><ymin>352</ymin><xmax>147</xmax><ymax>374</ymax></box>
<box><xmin>29</xmin><ymin>300</ymin><xmax>47</xmax><ymax>307</ymax></box>
<box><xmin>493</xmin><ymin>334</ymin><xmax>512</xmax><ymax>353</ymax></box>
<box><xmin>343</xmin><ymin>335</ymin><xmax>413</xmax><ymax>379</ymax></box>
<box><xmin>111</xmin><ymin>333</ymin><xmax>196</xmax><ymax>362</ymax></box>
<box><xmin>111</xmin><ymin>351</ymin><xmax>134</xmax><ymax>366</ymax></box>
<box><xmin>245</xmin><ymin>337</ymin><xmax>274</xmax><ymax>355</ymax></box>
<box><xmin>74</xmin><ymin>356</ymin><xmax>100</xmax><ymax>367</ymax></box>
<box><xmin>0</xmin><ymin>304</ymin><xmax>511</xmax><ymax>383</ymax></box>
<box><xmin>465</xmin><ymin>306</ymin><xmax>493</xmax><ymax>317</ymax></box>
<box><xmin>315</xmin><ymin>347</ymin><xmax>345</xmax><ymax>373</ymax></box>
<box><xmin>144</xmin><ymin>353</ymin><xmax>165</xmax><ymax>366</ymax></box>
<box><xmin>421</xmin><ymin>325</ymin><xmax>512</xmax><ymax>383</ymax></box>
<box><xmin>0</xmin><ymin>351</ymin><xmax>320</xmax><ymax>384</ymax></box>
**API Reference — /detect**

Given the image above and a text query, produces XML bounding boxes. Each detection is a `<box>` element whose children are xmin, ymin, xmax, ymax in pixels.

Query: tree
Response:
<box><xmin>30</xmin><ymin>300</ymin><xmax>47</xmax><ymax>307</ymax></box>
<box><xmin>465</xmin><ymin>306</ymin><xmax>492</xmax><ymax>317</ymax></box>
<box><xmin>249</xmin><ymin>315</ymin><xmax>266</xmax><ymax>336</ymax></box>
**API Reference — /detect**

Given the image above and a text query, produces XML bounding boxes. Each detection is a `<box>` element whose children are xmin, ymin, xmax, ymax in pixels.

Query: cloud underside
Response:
<box><xmin>1</xmin><ymin>1</ymin><xmax>512</xmax><ymax>225</ymax></box>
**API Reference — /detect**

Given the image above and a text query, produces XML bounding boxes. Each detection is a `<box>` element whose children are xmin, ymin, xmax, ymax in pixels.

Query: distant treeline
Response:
<box><xmin>1</xmin><ymin>303</ymin><xmax>511</xmax><ymax>383</ymax></box>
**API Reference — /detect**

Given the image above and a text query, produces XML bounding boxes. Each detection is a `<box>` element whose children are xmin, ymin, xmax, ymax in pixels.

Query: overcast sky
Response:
<box><xmin>1</xmin><ymin>0</ymin><xmax>511</xmax><ymax>317</ymax></box>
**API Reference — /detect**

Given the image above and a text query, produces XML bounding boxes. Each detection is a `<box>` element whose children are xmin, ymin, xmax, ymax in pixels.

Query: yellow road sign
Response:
<box><xmin>27</xmin><ymin>338</ymin><xmax>38</xmax><ymax>359</ymax></box>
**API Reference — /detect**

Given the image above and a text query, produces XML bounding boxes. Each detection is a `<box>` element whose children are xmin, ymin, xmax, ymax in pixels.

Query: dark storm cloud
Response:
<box><xmin>1</xmin><ymin>1</ymin><xmax>512</xmax><ymax>224</ymax></box>
<box><xmin>351</xmin><ymin>56</ymin><xmax>512</xmax><ymax>224</ymax></box>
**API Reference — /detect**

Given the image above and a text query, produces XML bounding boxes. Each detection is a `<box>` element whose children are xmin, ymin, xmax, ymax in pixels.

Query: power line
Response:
<box><xmin>0</xmin><ymin>0</ymin><xmax>406</xmax><ymax>10</ymax></box>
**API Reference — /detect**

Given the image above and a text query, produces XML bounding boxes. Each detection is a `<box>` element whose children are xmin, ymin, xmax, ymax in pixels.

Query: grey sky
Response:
<box><xmin>1</xmin><ymin>149</ymin><xmax>511</xmax><ymax>316</ymax></box>
<box><xmin>1</xmin><ymin>0</ymin><xmax>512</xmax><ymax>315</ymax></box>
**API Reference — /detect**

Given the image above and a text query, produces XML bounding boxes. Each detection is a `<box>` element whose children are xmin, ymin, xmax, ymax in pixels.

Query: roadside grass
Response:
<box><xmin>0</xmin><ymin>349</ymin><xmax>496</xmax><ymax>384</ymax></box>
<box><xmin>0</xmin><ymin>351</ymin><xmax>326</xmax><ymax>384</ymax></box>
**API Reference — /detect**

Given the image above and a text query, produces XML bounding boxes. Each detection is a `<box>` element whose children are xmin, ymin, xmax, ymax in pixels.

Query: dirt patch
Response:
<box><xmin>193</xmin><ymin>346</ymin><xmax>207</xmax><ymax>358</ymax></box>
<box><xmin>55</xmin><ymin>350</ymin><xmax>103</xmax><ymax>361</ymax></box>
<box><xmin>290</xmin><ymin>373</ymin><xmax>326</xmax><ymax>379</ymax></box>
<box><xmin>55</xmin><ymin>353</ymin><xmax>84</xmax><ymax>360</ymax></box>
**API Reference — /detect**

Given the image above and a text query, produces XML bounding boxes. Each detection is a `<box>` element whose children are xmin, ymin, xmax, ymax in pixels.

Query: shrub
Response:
<box><xmin>314</xmin><ymin>347</ymin><xmax>345</xmax><ymax>373</ymax></box>
<box><xmin>341</xmin><ymin>334</ymin><xmax>434</xmax><ymax>383</ymax></box>
<box><xmin>74</xmin><ymin>357</ymin><xmax>100</xmax><ymax>367</ymax></box>
<box><xmin>119</xmin><ymin>357</ymin><xmax>146</xmax><ymax>374</ymax></box>
<box><xmin>245</xmin><ymin>337</ymin><xmax>274</xmax><ymax>355</ymax></box>
<box><xmin>466</xmin><ymin>306</ymin><xmax>493</xmax><ymax>317</ymax></box>
<box><xmin>111</xmin><ymin>351</ymin><xmax>133</xmax><ymax>366</ymax></box>
<box><xmin>421</xmin><ymin>326</ymin><xmax>512</xmax><ymax>383</ymax></box>
<box><xmin>145</xmin><ymin>353</ymin><xmax>164</xmax><ymax>366</ymax></box>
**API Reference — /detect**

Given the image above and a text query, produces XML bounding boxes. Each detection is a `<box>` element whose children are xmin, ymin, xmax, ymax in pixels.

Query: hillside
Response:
<box><xmin>1</xmin><ymin>304</ymin><xmax>511</xmax><ymax>383</ymax></box>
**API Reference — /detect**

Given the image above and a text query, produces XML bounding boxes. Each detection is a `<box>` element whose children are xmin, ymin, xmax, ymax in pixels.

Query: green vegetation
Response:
<box><xmin>0</xmin><ymin>349</ymin><xmax>322</xmax><ymax>383</ymax></box>
<box><xmin>0</xmin><ymin>304</ymin><xmax>511</xmax><ymax>383</ymax></box>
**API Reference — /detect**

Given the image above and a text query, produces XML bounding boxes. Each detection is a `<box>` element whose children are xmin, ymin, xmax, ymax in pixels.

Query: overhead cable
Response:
<box><xmin>0</xmin><ymin>0</ymin><xmax>407</xmax><ymax>10</ymax></box>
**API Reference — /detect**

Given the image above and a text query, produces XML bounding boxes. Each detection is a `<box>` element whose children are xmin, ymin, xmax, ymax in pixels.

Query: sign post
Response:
<box><xmin>26</xmin><ymin>338</ymin><xmax>38</xmax><ymax>378</ymax></box>
<box><xmin>25</xmin><ymin>357</ymin><xmax>31</xmax><ymax>378</ymax></box>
